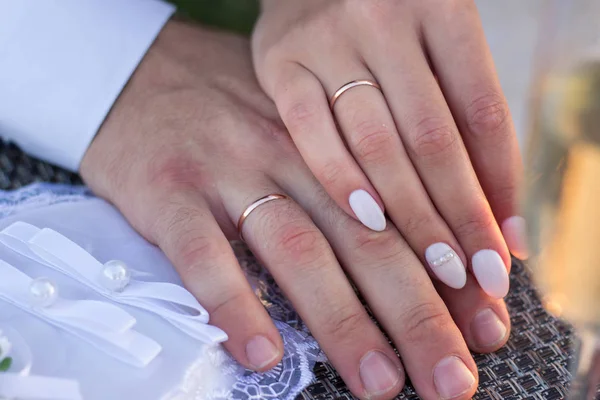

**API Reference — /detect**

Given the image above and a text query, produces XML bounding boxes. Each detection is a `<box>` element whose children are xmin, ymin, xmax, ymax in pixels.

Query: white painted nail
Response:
<box><xmin>501</xmin><ymin>216</ymin><xmax>529</xmax><ymax>260</ymax></box>
<box><xmin>472</xmin><ymin>249</ymin><xmax>510</xmax><ymax>299</ymax></box>
<box><xmin>349</xmin><ymin>190</ymin><xmax>386</xmax><ymax>232</ymax></box>
<box><xmin>425</xmin><ymin>243</ymin><xmax>467</xmax><ymax>289</ymax></box>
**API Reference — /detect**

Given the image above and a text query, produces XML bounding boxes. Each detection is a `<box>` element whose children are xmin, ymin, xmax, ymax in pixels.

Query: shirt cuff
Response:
<box><xmin>0</xmin><ymin>0</ymin><xmax>176</xmax><ymax>171</ymax></box>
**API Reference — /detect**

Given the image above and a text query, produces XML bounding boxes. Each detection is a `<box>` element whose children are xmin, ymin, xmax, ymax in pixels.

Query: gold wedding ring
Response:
<box><xmin>237</xmin><ymin>194</ymin><xmax>288</xmax><ymax>242</ymax></box>
<box><xmin>329</xmin><ymin>79</ymin><xmax>382</xmax><ymax>110</ymax></box>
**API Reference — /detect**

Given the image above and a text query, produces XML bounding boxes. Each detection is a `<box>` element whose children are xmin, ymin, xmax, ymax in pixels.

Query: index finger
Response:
<box><xmin>420</xmin><ymin>1</ymin><xmax>528</xmax><ymax>259</ymax></box>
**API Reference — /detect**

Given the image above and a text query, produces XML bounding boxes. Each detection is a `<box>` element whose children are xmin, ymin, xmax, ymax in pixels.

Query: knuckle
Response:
<box><xmin>164</xmin><ymin>208</ymin><xmax>218</xmax><ymax>265</ymax></box>
<box><xmin>321</xmin><ymin>305</ymin><xmax>368</xmax><ymax>341</ymax></box>
<box><xmin>400</xmin><ymin>212</ymin><xmax>436</xmax><ymax>237</ymax></box>
<box><xmin>453</xmin><ymin>204</ymin><xmax>496</xmax><ymax>239</ymax></box>
<box><xmin>353</xmin><ymin>228</ymin><xmax>396</xmax><ymax>253</ymax></box>
<box><xmin>487</xmin><ymin>182</ymin><xmax>518</xmax><ymax>211</ymax></box>
<box><xmin>400</xmin><ymin>302</ymin><xmax>452</xmax><ymax>343</ymax></box>
<box><xmin>282</xmin><ymin>100</ymin><xmax>319</xmax><ymax>131</ymax></box>
<box><xmin>177</xmin><ymin>234</ymin><xmax>220</xmax><ymax>272</ymax></box>
<box><xmin>319</xmin><ymin>160</ymin><xmax>346</xmax><ymax>189</ymax></box>
<box><xmin>272</xmin><ymin>219</ymin><xmax>327</xmax><ymax>266</ymax></box>
<box><xmin>351</xmin><ymin>228</ymin><xmax>409</xmax><ymax>266</ymax></box>
<box><xmin>351</xmin><ymin>120</ymin><xmax>396</xmax><ymax>163</ymax></box>
<box><xmin>465</xmin><ymin>93</ymin><xmax>510</xmax><ymax>139</ymax></box>
<box><xmin>151</xmin><ymin>203</ymin><xmax>224</xmax><ymax>274</ymax></box>
<box><xmin>409</xmin><ymin>117</ymin><xmax>458</xmax><ymax>158</ymax></box>
<box><xmin>145</xmin><ymin>154</ymin><xmax>203</xmax><ymax>190</ymax></box>
<box><xmin>209</xmin><ymin>291</ymin><xmax>247</xmax><ymax>318</ymax></box>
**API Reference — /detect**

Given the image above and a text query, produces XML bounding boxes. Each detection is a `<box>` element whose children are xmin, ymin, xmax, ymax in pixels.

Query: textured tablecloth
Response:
<box><xmin>0</xmin><ymin>140</ymin><xmax>580</xmax><ymax>399</ymax></box>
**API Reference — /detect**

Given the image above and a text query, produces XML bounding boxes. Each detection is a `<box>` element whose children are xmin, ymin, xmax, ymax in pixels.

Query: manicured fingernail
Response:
<box><xmin>359</xmin><ymin>351</ymin><xmax>401</xmax><ymax>396</ymax></box>
<box><xmin>433</xmin><ymin>356</ymin><xmax>476</xmax><ymax>399</ymax></box>
<box><xmin>501</xmin><ymin>216</ymin><xmax>529</xmax><ymax>260</ymax></box>
<box><xmin>349</xmin><ymin>190</ymin><xmax>386</xmax><ymax>232</ymax></box>
<box><xmin>425</xmin><ymin>243</ymin><xmax>467</xmax><ymax>289</ymax></box>
<box><xmin>472</xmin><ymin>308</ymin><xmax>507</xmax><ymax>348</ymax></box>
<box><xmin>472</xmin><ymin>249</ymin><xmax>510</xmax><ymax>299</ymax></box>
<box><xmin>246</xmin><ymin>335</ymin><xmax>280</xmax><ymax>370</ymax></box>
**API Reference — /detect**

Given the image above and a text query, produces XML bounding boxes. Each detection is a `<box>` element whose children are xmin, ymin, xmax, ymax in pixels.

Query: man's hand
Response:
<box><xmin>81</xmin><ymin>20</ymin><xmax>510</xmax><ymax>400</ymax></box>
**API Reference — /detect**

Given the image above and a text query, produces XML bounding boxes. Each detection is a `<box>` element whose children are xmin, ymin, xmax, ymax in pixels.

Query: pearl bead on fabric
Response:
<box><xmin>29</xmin><ymin>277</ymin><xmax>58</xmax><ymax>308</ymax></box>
<box><xmin>100</xmin><ymin>260</ymin><xmax>131</xmax><ymax>293</ymax></box>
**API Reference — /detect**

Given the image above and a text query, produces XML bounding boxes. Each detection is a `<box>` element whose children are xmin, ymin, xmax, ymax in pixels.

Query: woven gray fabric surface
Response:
<box><xmin>0</xmin><ymin>140</ymin><xmax>581</xmax><ymax>399</ymax></box>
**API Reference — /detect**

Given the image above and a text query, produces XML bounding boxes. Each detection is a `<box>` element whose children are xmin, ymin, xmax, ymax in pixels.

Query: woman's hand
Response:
<box><xmin>252</xmin><ymin>0</ymin><xmax>527</xmax><ymax>296</ymax></box>
<box><xmin>81</xmin><ymin>20</ymin><xmax>510</xmax><ymax>400</ymax></box>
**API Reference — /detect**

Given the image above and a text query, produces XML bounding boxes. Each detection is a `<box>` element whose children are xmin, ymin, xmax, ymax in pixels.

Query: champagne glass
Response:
<box><xmin>525</xmin><ymin>1</ymin><xmax>600</xmax><ymax>399</ymax></box>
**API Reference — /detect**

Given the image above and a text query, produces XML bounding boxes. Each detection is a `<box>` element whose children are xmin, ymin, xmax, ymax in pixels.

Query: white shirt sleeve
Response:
<box><xmin>0</xmin><ymin>0</ymin><xmax>176</xmax><ymax>171</ymax></box>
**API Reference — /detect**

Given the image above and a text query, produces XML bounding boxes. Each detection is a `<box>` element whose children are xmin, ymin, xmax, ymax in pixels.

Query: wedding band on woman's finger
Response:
<box><xmin>330</xmin><ymin>80</ymin><xmax>382</xmax><ymax>110</ymax></box>
<box><xmin>237</xmin><ymin>194</ymin><xmax>288</xmax><ymax>242</ymax></box>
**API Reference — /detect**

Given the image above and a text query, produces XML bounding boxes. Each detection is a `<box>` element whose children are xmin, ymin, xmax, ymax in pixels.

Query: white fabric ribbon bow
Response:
<box><xmin>0</xmin><ymin>222</ymin><xmax>227</xmax><ymax>345</ymax></box>
<box><xmin>0</xmin><ymin>260</ymin><xmax>161</xmax><ymax>367</ymax></box>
